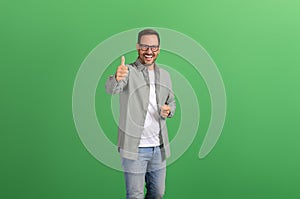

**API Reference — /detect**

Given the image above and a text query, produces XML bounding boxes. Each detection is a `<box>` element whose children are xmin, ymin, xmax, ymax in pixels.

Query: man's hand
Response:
<box><xmin>160</xmin><ymin>105</ymin><xmax>170</xmax><ymax>118</ymax></box>
<box><xmin>115</xmin><ymin>56</ymin><xmax>128</xmax><ymax>82</ymax></box>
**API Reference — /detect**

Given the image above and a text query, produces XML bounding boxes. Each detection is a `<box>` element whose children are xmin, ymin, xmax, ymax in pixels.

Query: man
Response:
<box><xmin>105</xmin><ymin>29</ymin><xmax>176</xmax><ymax>199</ymax></box>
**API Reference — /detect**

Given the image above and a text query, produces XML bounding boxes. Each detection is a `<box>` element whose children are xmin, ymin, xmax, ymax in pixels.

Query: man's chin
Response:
<box><xmin>145</xmin><ymin>58</ymin><xmax>157</xmax><ymax>65</ymax></box>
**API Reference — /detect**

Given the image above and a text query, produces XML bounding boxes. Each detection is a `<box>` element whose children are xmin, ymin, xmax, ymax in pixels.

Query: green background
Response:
<box><xmin>1</xmin><ymin>0</ymin><xmax>300</xmax><ymax>198</ymax></box>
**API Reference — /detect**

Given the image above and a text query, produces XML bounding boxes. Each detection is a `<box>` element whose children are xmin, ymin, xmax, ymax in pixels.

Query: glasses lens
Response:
<box><xmin>141</xmin><ymin>45</ymin><xmax>148</xmax><ymax>51</ymax></box>
<box><xmin>151</xmin><ymin>46</ymin><xmax>158</xmax><ymax>52</ymax></box>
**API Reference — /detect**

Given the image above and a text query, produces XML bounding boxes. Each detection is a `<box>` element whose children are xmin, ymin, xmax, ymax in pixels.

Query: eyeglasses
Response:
<box><xmin>139</xmin><ymin>44</ymin><xmax>159</xmax><ymax>52</ymax></box>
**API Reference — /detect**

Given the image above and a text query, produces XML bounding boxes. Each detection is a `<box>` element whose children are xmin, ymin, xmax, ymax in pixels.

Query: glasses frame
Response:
<box><xmin>138</xmin><ymin>44</ymin><xmax>160</xmax><ymax>52</ymax></box>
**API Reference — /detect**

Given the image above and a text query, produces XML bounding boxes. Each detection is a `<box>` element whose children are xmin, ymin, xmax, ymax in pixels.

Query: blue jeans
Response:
<box><xmin>121</xmin><ymin>146</ymin><xmax>166</xmax><ymax>199</ymax></box>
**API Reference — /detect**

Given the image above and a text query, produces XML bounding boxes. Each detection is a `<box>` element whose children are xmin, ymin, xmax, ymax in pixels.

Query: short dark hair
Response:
<box><xmin>137</xmin><ymin>29</ymin><xmax>160</xmax><ymax>45</ymax></box>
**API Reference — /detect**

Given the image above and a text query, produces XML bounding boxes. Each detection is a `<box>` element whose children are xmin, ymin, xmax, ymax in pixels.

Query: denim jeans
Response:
<box><xmin>121</xmin><ymin>146</ymin><xmax>166</xmax><ymax>199</ymax></box>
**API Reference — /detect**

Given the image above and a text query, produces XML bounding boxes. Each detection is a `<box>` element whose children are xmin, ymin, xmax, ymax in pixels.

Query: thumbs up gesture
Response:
<box><xmin>115</xmin><ymin>56</ymin><xmax>129</xmax><ymax>82</ymax></box>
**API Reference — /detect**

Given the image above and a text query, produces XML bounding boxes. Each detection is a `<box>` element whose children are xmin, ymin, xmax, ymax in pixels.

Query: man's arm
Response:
<box><xmin>160</xmin><ymin>75</ymin><xmax>176</xmax><ymax>118</ymax></box>
<box><xmin>165</xmin><ymin>88</ymin><xmax>176</xmax><ymax>118</ymax></box>
<box><xmin>105</xmin><ymin>56</ymin><xmax>129</xmax><ymax>95</ymax></box>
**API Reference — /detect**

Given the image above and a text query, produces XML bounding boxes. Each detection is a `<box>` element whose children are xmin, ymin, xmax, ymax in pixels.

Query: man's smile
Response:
<box><xmin>144</xmin><ymin>53</ymin><xmax>154</xmax><ymax>61</ymax></box>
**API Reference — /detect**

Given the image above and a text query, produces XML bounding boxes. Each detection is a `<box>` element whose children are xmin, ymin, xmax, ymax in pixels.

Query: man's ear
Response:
<box><xmin>136</xmin><ymin>43</ymin><xmax>139</xmax><ymax>51</ymax></box>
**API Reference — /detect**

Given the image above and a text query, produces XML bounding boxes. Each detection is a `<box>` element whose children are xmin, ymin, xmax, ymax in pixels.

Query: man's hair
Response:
<box><xmin>137</xmin><ymin>29</ymin><xmax>160</xmax><ymax>45</ymax></box>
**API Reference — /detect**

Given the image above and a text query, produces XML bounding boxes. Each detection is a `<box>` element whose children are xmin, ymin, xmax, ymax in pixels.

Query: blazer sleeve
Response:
<box><xmin>166</xmin><ymin>76</ymin><xmax>176</xmax><ymax>118</ymax></box>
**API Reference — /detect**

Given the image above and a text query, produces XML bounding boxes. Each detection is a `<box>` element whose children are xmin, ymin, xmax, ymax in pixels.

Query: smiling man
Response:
<box><xmin>105</xmin><ymin>29</ymin><xmax>176</xmax><ymax>199</ymax></box>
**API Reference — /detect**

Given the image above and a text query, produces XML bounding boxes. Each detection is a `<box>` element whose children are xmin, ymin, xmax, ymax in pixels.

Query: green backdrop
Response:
<box><xmin>1</xmin><ymin>0</ymin><xmax>300</xmax><ymax>198</ymax></box>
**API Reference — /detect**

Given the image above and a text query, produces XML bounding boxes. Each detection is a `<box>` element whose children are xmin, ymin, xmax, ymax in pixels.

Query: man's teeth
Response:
<box><xmin>145</xmin><ymin>55</ymin><xmax>153</xmax><ymax>58</ymax></box>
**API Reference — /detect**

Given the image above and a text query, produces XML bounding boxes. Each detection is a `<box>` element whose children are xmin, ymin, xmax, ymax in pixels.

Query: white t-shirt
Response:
<box><xmin>139</xmin><ymin>70</ymin><xmax>160</xmax><ymax>147</ymax></box>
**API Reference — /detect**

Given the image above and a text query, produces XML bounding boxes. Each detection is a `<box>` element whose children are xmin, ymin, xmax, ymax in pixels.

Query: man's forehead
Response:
<box><xmin>140</xmin><ymin>34</ymin><xmax>159</xmax><ymax>44</ymax></box>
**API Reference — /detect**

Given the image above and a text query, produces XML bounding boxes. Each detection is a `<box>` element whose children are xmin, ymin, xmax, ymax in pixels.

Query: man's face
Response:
<box><xmin>136</xmin><ymin>34</ymin><xmax>160</xmax><ymax>66</ymax></box>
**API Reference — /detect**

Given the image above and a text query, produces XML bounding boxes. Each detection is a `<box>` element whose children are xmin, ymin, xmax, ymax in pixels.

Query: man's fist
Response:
<box><xmin>160</xmin><ymin>105</ymin><xmax>170</xmax><ymax>118</ymax></box>
<box><xmin>115</xmin><ymin>56</ymin><xmax>128</xmax><ymax>82</ymax></box>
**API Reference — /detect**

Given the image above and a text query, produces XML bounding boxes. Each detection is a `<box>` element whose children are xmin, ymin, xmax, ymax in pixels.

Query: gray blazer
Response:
<box><xmin>105</xmin><ymin>58</ymin><xmax>176</xmax><ymax>160</ymax></box>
